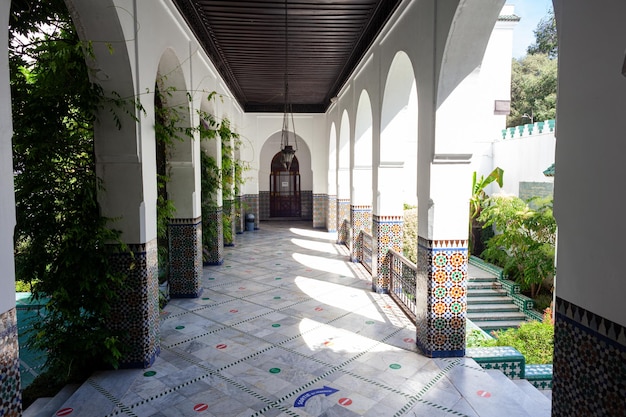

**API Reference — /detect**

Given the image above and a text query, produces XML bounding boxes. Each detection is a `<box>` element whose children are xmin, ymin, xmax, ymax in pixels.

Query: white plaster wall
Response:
<box><xmin>241</xmin><ymin>113</ymin><xmax>324</xmax><ymax>192</ymax></box>
<box><xmin>553</xmin><ymin>0</ymin><xmax>626</xmax><ymax>326</ymax></box>
<box><xmin>480</xmin><ymin>5</ymin><xmax>517</xmax><ymax>135</ymax></box>
<box><xmin>0</xmin><ymin>0</ymin><xmax>16</xmax><ymax>314</ymax></box>
<box><xmin>491</xmin><ymin>131</ymin><xmax>555</xmax><ymax>196</ymax></box>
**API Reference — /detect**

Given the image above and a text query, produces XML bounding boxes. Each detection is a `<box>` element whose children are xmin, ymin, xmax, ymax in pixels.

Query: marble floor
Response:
<box><xmin>50</xmin><ymin>221</ymin><xmax>546</xmax><ymax>417</ymax></box>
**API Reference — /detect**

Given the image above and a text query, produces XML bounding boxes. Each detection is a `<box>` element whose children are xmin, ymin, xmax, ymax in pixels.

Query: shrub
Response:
<box><xmin>478</xmin><ymin>195</ymin><xmax>556</xmax><ymax>298</ymax></box>
<box><xmin>490</xmin><ymin>320</ymin><xmax>554</xmax><ymax>364</ymax></box>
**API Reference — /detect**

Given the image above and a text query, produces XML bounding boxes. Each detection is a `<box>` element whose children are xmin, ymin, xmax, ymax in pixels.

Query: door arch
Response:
<box><xmin>270</xmin><ymin>153</ymin><xmax>301</xmax><ymax>218</ymax></box>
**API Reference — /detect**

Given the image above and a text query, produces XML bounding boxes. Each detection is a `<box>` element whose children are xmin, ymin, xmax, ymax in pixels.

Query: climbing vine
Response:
<box><xmin>198</xmin><ymin>103</ymin><xmax>249</xmax><ymax>258</ymax></box>
<box><xmin>9</xmin><ymin>0</ymin><xmax>124</xmax><ymax>386</ymax></box>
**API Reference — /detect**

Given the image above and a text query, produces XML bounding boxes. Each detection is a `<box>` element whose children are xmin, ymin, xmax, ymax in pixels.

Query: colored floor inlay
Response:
<box><xmin>48</xmin><ymin>221</ymin><xmax>548</xmax><ymax>417</ymax></box>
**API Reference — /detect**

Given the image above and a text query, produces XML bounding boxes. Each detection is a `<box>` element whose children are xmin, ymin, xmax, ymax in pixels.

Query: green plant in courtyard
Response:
<box><xmin>467</xmin><ymin>310</ymin><xmax>554</xmax><ymax>365</ymax></box>
<box><xmin>10</xmin><ymin>0</ymin><xmax>125</xmax><ymax>384</ymax></box>
<box><xmin>469</xmin><ymin>168</ymin><xmax>503</xmax><ymax>255</ymax></box>
<box><xmin>402</xmin><ymin>204</ymin><xmax>418</xmax><ymax>264</ymax></box>
<box><xmin>478</xmin><ymin>195</ymin><xmax>556</xmax><ymax>298</ymax></box>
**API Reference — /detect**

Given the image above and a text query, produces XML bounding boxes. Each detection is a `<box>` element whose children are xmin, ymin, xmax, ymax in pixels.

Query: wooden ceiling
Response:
<box><xmin>172</xmin><ymin>0</ymin><xmax>401</xmax><ymax>112</ymax></box>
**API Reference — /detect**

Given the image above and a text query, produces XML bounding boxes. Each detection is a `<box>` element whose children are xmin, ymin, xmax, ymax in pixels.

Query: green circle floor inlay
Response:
<box><xmin>389</xmin><ymin>364</ymin><xmax>401</xmax><ymax>370</ymax></box>
<box><xmin>143</xmin><ymin>371</ymin><xmax>156</xmax><ymax>377</ymax></box>
<box><xmin>275</xmin><ymin>277</ymin><xmax>282</xmax><ymax>280</ymax></box>
<box><xmin>269</xmin><ymin>368</ymin><xmax>281</xmax><ymax>374</ymax></box>
<box><xmin>202</xmin><ymin>297</ymin><xmax>210</xmax><ymax>300</ymax></box>
<box><xmin>208</xmin><ymin>277</ymin><xmax>215</xmax><ymax>280</ymax></box>
<box><xmin>365</xmin><ymin>320</ymin><xmax>375</xmax><ymax>325</ymax></box>
<box><xmin>272</xmin><ymin>324</ymin><xmax>281</xmax><ymax>328</ymax></box>
<box><xmin>274</xmin><ymin>296</ymin><xmax>281</xmax><ymax>299</ymax></box>
<box><xmin>175</xmin><ymin>325</ymin><xmax>185</xmax><ymax>330</ymax></box>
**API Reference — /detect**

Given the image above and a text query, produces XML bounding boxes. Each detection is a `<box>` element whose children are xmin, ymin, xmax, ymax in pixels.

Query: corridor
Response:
<box><xmin>48</xmin><ymin>222</ymin><xmax>540</xmax><ymax>417</ymax></box>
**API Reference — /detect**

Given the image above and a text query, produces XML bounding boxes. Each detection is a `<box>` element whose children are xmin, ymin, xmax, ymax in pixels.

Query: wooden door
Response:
<box><xmin>270</xmin><ymin>153</ymin><xmax>301</xmax><ymax>217</ymax></box>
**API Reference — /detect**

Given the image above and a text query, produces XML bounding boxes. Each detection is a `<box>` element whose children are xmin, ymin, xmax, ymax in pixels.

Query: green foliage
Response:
<box><xmin>402</xmin><ymin>206</ymin><xmax>418</xmax><ymax>264</ymax></box>
<box><xmin>10</xmin><ymin>0</ymin><xmax>124</xmax><ymax>381</ymax></box>
<box><xmin>467</xmin><ymin>321</ymin><xmax>554</xmax><ymax>364</ymax></box>
<box><xmin>492</xmin><ymin>321</ymin><xmax>554</xmax><ymax>364</ymax></box>
<box><xmin>199</xmin><ymin>107</ymin><xmax>248</xmax><ymax>250</ymax></box>
<box><xmin>469</xmin><ymin>168</ymin><xmax>503</xmax><ymax>256</ymax></box>
<box><xmin>478</xmin><ymin>195</ymin><xmax>556</xmax><ymax>298</ymax></box>
<box><xmin>527</xmin><ymin>9</ymin><xmax>557</xmax><ymax>59</ymax></box>
<box><xmin>508</xmin><ymin>53</ymin><xmax>557</xmax><ymax>127</ymax></box>
<box><xmin>470</xmin><ymin>168</ymin><xmax>504</xmax><ymax>220</ymax></box>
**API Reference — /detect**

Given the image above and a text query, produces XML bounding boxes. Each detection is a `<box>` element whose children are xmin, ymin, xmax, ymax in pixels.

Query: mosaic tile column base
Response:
<box><xmin>415</xmin><ymin>237</ymin><xmax>467</xmax><ymax>358</ymax></box>
<box><xmin>350</xmin><ymin>205</ymin><xmax>372</xmax><ymax>262</ymax></box>
<box><xmin>203</xmin><ymin>207</ymin><xmax>224</xmax><ymax>265</ymax></box>
<box><xmin>552</xmin><ymin>297</ymin><xmax>626</xmax><ymax>417</ymax></box>
<box><xmin>313</xmin><ymin>193</ymin><xmax>327</xmax><ymax>228</ymax></box>
<box><xmin>168</xmin><ymin>218</ymin><xmax>202</xmax><ymax>298</ymax></box>
<box><xmin>326</xmin><ymin>195</ymin><xmax>337</xmax><ymax>233</ymax></box>
<box><xmin>337</xmin><ymin>199</ymin><xmax>350</xmax><ymax>245</ymax></box>
<box><xmin>372</xmin><ymin>215</ymin><xmax>403</xmax><ymax>293</ymax></box>
<box><xmin>0</xmin><ymin>308</ymin><xmax>21</xmax><ymax>416</ymax></box>
<box><xmin>109</xmin><ymin>240</ymin><xmax>160</xmax><ymax>368</ymax></box>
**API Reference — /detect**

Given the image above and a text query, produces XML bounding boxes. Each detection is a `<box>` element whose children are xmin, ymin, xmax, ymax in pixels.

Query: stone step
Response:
<box><xmin>487</xmin><ymin>371</ymin><xmax>551</xmax><ymax>417</ymax></box>
<box><xmin>467</xmin><ymin>288</ymin><xmax>508</xmax><ymax>297</ymax></box>
<box><xmin>468</xmin><ymin>275</ymin><xmax>498</xmax><ymax>283</ymax></box>
<box><xmin>468</xmin><ymin>281</ymin><xmax>503</xmax><ymax>290</ymax></box>
<box><xmin>467</xmin><ymin>295</ymin><xmax>515</xmax><ymax>304</ymax></box>
<box><xmin>512</xmin><ymin>378</ymin><xmax>552</xmax><ymax>413</ymax></box>
<box><xmin>434</xmin><ymin>358</ymin><xmax>542</xmax><ymax>417</ymax></box>
<box><xmin>23</xmin><ymin>384</ymin><xmax>80</xmax><ymax>417</ymax></box>
<box><xmin>467</xmin><ymin>311</ymin><xmax>527</xmax><ymax>321</ymax></box>
<box><xmin>467</xmin><ymin>304</ymin><xmax>520</xmax><ymax>313</ymax></box>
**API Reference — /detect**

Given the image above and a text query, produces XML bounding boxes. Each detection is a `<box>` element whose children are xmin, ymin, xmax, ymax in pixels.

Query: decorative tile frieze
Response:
<box><xmin>337</xmin><ymin>199</ymin><xmax>350</xmax><ymax>244</ymax></box>
<box><xmin>552</xmin><ymin>297</ymin><xmax>626</xmax><ymax>417</ymax></box>
<box><xmin>259</xmin><ymin>191</ymin><xmax>270</xmax><ymax>221</ymax></box>
<box><xmin>301</xmin><ymin>190</ymin><xmax>313</xmax><ymax>220</ymax></box>
<box><xmin>108</xmin><ymin>240</ymin><xmax>160</xmax><ymax>368</ymax></box>
<box><xmin>326</xmin><ymin>195</ymin><xmax>337</xmax><ymax>232</ymax></box>
<box><xmin>313</xmin><ymin>193</ymin><xmax>326</xmax><ymax>228</ymax></box>
<box><xmin>0</xmin><ymin>308</ymin><xmax>22</xmax><ymax>416</ymax></box>
<box><xmin>372</xmin><ymin>215</ymin><xmax>403</xmax><ymax>293</ymax></box>
<box><xmin>415</xmin><ymin>236</ymin><xmax>467</xmax><ymax>358</ymax></box>
<box><xmin>350</xmin><ymin>205</ymin><xmax>372</xmax><ymax>262</ymax></box>
<box><xmin>168</xmin><ymin>218</ymin><xmax>202</xmax><ymax>298</ymax></box>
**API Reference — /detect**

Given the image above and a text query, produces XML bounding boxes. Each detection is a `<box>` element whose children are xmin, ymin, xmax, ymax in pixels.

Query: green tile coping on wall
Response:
<box><xmin>466</xmin><ymin>346</ymin><xmax>526</xmax><ymax>379</ymax></box>
<box><xmin>525</xmin><ymin>364</ymin><xmax>553</xmax><ymax>389</ymax></box>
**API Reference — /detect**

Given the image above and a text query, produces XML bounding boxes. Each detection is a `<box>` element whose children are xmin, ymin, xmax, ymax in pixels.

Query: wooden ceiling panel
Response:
<box><xmin>172</xmin><ymin>0</ymin><xmax>401</xmax><ymax>112</ymax></box>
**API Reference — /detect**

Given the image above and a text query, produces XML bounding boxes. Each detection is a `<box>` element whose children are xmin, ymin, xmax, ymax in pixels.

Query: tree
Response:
<box><xmin>527</xmin><ymin>9</ymin><xmax>557</xmax><ymax>58</ymax></box>
<box><xmin>507</xmin><ymin>53</ymin><xmax>557</xmax><ymax>127</ymax></box>
<box><xmin>508</xmin><ymin>9</ymin><xmax>558</xmax><ymax>127</ymax></box>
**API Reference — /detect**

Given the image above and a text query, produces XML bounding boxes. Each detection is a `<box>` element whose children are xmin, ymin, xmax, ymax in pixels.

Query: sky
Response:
<box><xmin>510</xmin><ymin>0</ymin><xmax>554</xmax><ymax>59</ymax></box>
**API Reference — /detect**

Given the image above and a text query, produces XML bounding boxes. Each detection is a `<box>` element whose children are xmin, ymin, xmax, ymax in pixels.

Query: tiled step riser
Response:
<box><xmin>467</xmin><ymin>289</ymin><xmax>508</xmax><ymax>297</ymax></box>
<box><xmin>467</xmin><ymin>313</ymin><xmax>527</xmax><ymax>321</ymax></box>
<box><xmin>469</xmin><ymin>276</ymin><xmax>498</xmax><ymax>282</ymax></box>
<box><xmin>467</xmin><ymin>297</ymin><xmax>517</xmax><ymax>305</ymax></box>
<box><xmin>468</xmin><ymin>307</ymin><xmax>520</xmax><ymax>314</ymax></box>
